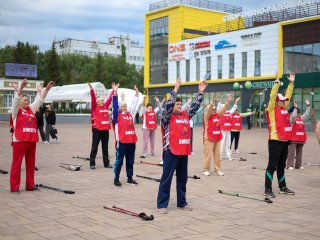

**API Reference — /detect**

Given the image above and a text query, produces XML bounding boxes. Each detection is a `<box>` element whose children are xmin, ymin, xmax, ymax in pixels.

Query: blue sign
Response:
<box><xmin>214</xmin><ymin>40</ymin><xmax>237</xmax><ymax>50</ymax></box>
<box><xmin>5</xmin><ymin>63</ymin><xmax>38</xmax><ymax>78</ymax></box>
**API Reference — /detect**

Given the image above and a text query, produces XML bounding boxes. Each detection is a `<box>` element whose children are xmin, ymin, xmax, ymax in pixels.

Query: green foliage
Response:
<box><xmin>0</xmin><ymin>41</ymin><xmax>144</xmax><ymax>91</ymax></box>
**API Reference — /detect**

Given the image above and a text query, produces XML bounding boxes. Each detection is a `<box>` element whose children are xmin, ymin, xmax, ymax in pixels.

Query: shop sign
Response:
<box><xmin>194</xmin><ymin>49</ymin><xmax>211</xmax><ymax>57</ymax></box>
<box><xmin>215</xmin><ymin>40</ymin><xmax>237</xmax><ymax>50</ymax></box>
<box><xmin>169</xmin><ymin>53</ymin><xmax>186</xmax><ymax>61</ymax></box>
<box><xmin>169</xmin><ymin>44</ymin><xmax>186</xmax><ymax>53</ymax></box>
<box><xmin>189</xmin><ymin>41</ymin><xmax>210</xmax><ymax>50</ymax></box>
<box><xmin>241</xmin><ymin>32</ymin><xmax>262</xmax><ymax>40</ymax></box>
<box><xmin>252</xmin><ymin>81</ymin><xmax>274</xmax><ymax>89</ymax></box>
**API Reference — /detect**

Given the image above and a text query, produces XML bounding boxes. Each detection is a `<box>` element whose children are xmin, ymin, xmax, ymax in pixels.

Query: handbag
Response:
<box><xmin>50</xmin><ymin>126</ymin><xmax>58</xmax><ymax>135</ymax></box>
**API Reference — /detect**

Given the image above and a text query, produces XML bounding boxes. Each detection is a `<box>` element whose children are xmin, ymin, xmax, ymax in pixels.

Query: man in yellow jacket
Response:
<box><xmin>265</xmin><ymin>72</ymin><xmax>295</xmax><ymax>198</ymax></box>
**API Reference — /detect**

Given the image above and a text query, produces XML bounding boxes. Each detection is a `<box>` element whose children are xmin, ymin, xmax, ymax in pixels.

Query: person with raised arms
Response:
<box><xmin>10</xmin><ymin>79</ymin><xmax>54</xmax><ymax>192</ymax></box>
<box><xmin>157</xmin><ymin>78</ymin><xmax>208</xmax><ymax>214</ymax></box>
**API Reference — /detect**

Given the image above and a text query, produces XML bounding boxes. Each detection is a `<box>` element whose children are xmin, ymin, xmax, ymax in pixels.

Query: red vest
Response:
<box><xmin>118</xmin><ymin>112</ymin><xmax>137</xmax><ymax>143</ymax></box>
<box><xmin>14</xmin><ymin>107</ymin><xmax>39</xmax><ymax>142</ymax></box>
<box><xmin>207</xmin><ymin>114</ymin><xmax>222</xmax><ymax>141</ymax></box>
<box><xmin>144</xmin><ymin>110</ymin><xmax>157</xmax><ymax>129</ymax></box>
<box><xmin>292</xmin><ymin>117</ymin><xmax>307</xmax><ymax>142</ymax></box>
<box><xmin>274</xmin><ymin>106</ymin><xmax>292</xmax><ymax>141</ymax></box>
<box><xmin>95</xmin><ymin>106</ymin><xmax>111</xmax><ymax>130</ymax></box>
<box><xmin>169</xmin><ymin>112</ymin><xmax>191</xmax><ymax>155</ymax></box>
<box><xmin>221</xmin><ymin>112</ymin><xmax>232</xmax><ymax>131</ymax></box>
<box><xmin>231</xmin><ymin>113</ymin><xmax>242</xmax><ymax>131</ymax></box>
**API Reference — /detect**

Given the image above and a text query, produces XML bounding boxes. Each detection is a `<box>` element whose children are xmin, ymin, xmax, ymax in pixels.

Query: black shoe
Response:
<box><xmin>279</xmin><ymin>187</ymin><xmax>295</xmax><ymax>195</ymax></box>
<box><xmin>127</xmin><ymin>179</ymin><xmax>138</xmax><ymax>185</ymax></box>
<box><xmin>90</xmin><ymin>166</ymin><xmax>96</xmax><ymax>169</ymax></box>
<box><xmin>114</xmin><ymin>180</ymin><xmax>122</xmax><ymax>187</ymax></box>
<box><xmin>140</xmin><ymin>155</ymin><xmax>147</xmax><ymax>158</ymax></box>
<box><xmin>104</xmin><ymin>164</ymin><xmax>113</xmax><ymax>168</ymax></box>
<box><xmin>26</xmin><ymin>186</ymin><xmax>40</xmax><ymax>191</ymax></box>
<box><xmin>34</xmin><ymin>166</ymin><xmax>38</xmax><ymax>171</ymax></box>
<box><xmin>265</xmin><ymin>188</ymin><xmax>275</xmax><ymax>198</ymax></box>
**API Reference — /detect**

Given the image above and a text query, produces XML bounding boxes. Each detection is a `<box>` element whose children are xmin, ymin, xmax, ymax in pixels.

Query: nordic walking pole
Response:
<box><xmin>252</xmin><ymin>167</ymin><xmax>266</xmax><ymax>170</ymax></box>
<box><xmin>72</xmin><ymin>156</ymin><xmax>90</xmax><ymax>161</ymax></box>
<box><xmin>36</xmin><ymin>184</ymin><xmax>75</xmax><ymax>194</ymax></box>
<box><xmin>59</xmin><ymin>164</ymin><xmax>81</xmax><ymax>171</ymax></box>
<box><xmin>139</xmin><ymin>161</ymin><xmax>162</xmax><ymax>167</ymax></box>
<box><xmin>136</xmin><ymin>175</ymin><xmax>161</xmax><ymax>182</ymax></box>
<box><xmin>0</xmin><ymin>169</ymin><xmax>8</xmax><ymax>174</ymax></box>
<box><xmin>103</xmin><ymin>206</ymin><xmax>154</xmax><ymax>221</ymax></box>
<box><xmin>218</xmin><ymin>190</ymin><xmax>272</xmax><ymax>203</ymax></box>
<box><xmin>188</xmin><ymin>175</ymin><xmax>201</xmax><ymax>179</ymax></box>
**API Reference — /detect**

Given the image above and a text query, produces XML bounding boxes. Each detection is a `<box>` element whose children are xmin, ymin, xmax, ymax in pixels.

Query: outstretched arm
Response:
<box><xmin>187</xmin><ymin>80</ymin><xmax>207</xmax><ymax>119</ymax></box>
<box><xmin>301</xmin><ymin>99</ymin><xmax>311</xmax><ymax>121</ymax></box>
<box><xmin>129</xmin><ymin>85</ymin><xmax>139</xmax><ymax>116</ymax></box>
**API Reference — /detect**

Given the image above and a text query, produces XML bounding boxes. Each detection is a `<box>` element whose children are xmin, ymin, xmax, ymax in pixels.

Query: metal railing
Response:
<box><xmin>149</xmin><ymin>0</ymin><xmax>242</xmax><ymax>14</ymax></box>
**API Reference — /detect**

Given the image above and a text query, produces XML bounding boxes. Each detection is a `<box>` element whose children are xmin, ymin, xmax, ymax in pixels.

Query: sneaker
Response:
<box><xmin>151</xmin><ymin>153</ymin><xmax>156</xmax><ymax>156</ymax></box>
<box><xmin>298</xmin><ymin>166</ymin><xmax>304</xmax><ymax>170</ymax></box>
<box><xmin>190</xmin><ymin>152</ymin><xmax>196</xmax><ymax>155</ymax></box>
<box><xmin>215</xmin><ymin>171</ymin><xmax>224</xmax><ymax>176</ymax></box>
<box><xmin>34</xmin><ymin>166</ymin><xmax>38</xmax><ymax>171</ymax></box>
<box><xmin>279</xmin><ymin>187</ymin><xmax>295</xmax><ymax>195</ymax></box>
<box><xmin>26</xmin><ymin>186</ymin><xmax>40</xmax><ymax>191</ymax></box>
<box><xmin>159</xmin><ymin>160</ymin><xmax>163</xmax><ymax>165</ymax></box>
<box><xmin>114</xmin><ymin>180</ymin><xmax>122</xmax><ymax>187</ymax></box>
<box><xmin>265</xmin><ymin>188</ymin><xmax>276</xmax><ymax>198</ymax></box>
<box><xmin>226</xmin><ymin>157</ymin><xmax>233</xmax><ymax>161</ymax></box>
<box><xmin>55</xmin><ymin>137</ymin><xmax>60</xmax><ymax>143</ymax></box>
<box><xmin>90</xmin><ymin>166</ymin><xmax>96</xmax><ymax>169</ymax></box>
<box><xmin>158</xmin><ymin>208</ymin><xmax>168</xmax><ymax>214</ymax></box>
<box><xmin>179</xmin><ymin>205</ymin><xmax>193</xmax><ymax>211</ymax></box>
<box><xmin>127</xmin><ymin>179</ymin><xmax>138</xmax><ymax>185</ymax></box>
<box><xmin>104</xmin><ymin>164</ymin><xmax>113</xmax><ymax>168</ymax></box>
<box><xmin>287</xmin><ymin>167</ymin><xmax>294</xmax><ymax>170</ymax></box>
<box><xmin>202</xmin><ymin>171</ymin><xmax>210</xmax><ymax>176</ymax></box>
<box><xmin>43</xmin><ymin>141</ymin><xmax>49</xmax><ymax>144</ymax></box>
<box><xmin>140</xmin><ymin>154</ymin><xmax>147</xmax><ymax>158</ymax></box>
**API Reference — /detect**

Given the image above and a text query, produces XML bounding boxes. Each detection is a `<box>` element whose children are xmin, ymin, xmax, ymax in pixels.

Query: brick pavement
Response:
<box><xmin>0</xmin><ymin>121</ymin><xmax>319</xmax><ymax>240</ymax></box>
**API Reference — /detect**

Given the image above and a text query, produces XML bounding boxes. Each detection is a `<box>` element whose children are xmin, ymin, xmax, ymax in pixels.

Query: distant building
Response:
<box><xmin>54</xmin><ymin>35</ymin><xmax>144</xmax><ymax>69</ymax></box>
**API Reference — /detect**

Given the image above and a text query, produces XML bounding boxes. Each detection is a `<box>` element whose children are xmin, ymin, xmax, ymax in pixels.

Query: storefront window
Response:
<box><xmin>229</xmin><ymin>54</ymin><xmax>235</xmax><ymax>78</ymax></box>
<box><xmin>186</xmin><ymin>60</ymin><xmax>190</xmax><ymax>82</ymax></box>
<box><xmin>206</xmin><ymin>57</ymin><xmax>211</xmax><ymax>80</ymax></box>
<box><xmin>196</xmin><ymin>58</ymin><xmax>200</xmax><ymax>80</ymax></box>
<box><xmin>176</xmin><ymin>61</ymin><xmax>180</xmax><ymax>79</ymax></box>
<box><xmin>254</xmin><ymin>50</ymin><xmax>261</xmax><ymax>76</ymax></box>
<box><xmin>242</xmin><ymin>52</ymin><xmax>247</xmax><ymax>77</ymax></box>
<box><xmin>217</xmin><ymin>55</ymin><xmax>222</xmax><ymax>79</ymax></box>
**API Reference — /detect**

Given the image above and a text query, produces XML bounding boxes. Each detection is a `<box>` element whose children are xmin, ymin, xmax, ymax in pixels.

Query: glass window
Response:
<box><xmin>3</xmin><ymin>90</ymin><xmax>14</xmax><ymax>108</ymax></box>
<box><xmin>293</xmin><ymin>45</ymin><xmax>303</xmax><ymax>73</ymax></box>
<box><xmin>313</xmin><ymin>43</ymin><xmax>320</xmax><ymax>71</ymax></box>
<box><xmin>229</xmin><ymin>54</ymin><xmax>235</xmax><ymax>78</ymax></box>
<box><xmin>217</xmin><ymin>55</ymin><xmax>222</xmax><ymax>79</ymax></box>
<box><xmin>186</xmin><ymin>60</ymin><xmax>190</xmax><ymax>82</ymax></box>
<box><xmin>242</xmin><ymin>52</ymin><xmax>247</xmax><ymax>77</ymax></box>
<box><xmin>254</xmin><ymin>50</ymin><xmax>261</xmax><ymax>76</ymax></box>
<box><xmin>196</xmin><ymin>58</ymin><xmax>200</xmax><ymax>80</ymax></box>
<box><xmin>176</xmin><ymin>61</ymin><xmax>180</xmax><ymax>79</ymax></box>
<box><xmin>206</xmin><ymin>57</ymin><xmax>211</xmax><ymax>80</ymax></box>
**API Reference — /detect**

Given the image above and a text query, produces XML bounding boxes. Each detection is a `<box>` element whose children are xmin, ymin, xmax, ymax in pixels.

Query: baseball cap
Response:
<box><xmin>276</xmin><ymin>93</ymin><xmax>289</xmax><ymax>101</ymax></box>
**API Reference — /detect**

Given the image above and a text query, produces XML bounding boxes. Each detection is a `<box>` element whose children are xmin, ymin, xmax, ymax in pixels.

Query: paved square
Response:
<box><xmin>0</xmin><ymin>122</ymin><xmax>319</xmax><ymax>240</ymax></box>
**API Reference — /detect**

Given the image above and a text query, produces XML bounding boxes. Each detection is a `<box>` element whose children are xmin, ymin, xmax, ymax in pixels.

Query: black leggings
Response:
<box><xmin>230</xmin><ymin>131</ymin><xmax>240</xmax><ymax>150</ymax></box>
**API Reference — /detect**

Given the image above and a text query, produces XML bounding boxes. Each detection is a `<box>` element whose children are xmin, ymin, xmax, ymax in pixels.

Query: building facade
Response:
<box><xmin>54</xmin><ymin>35</ymin><xmax>144</xmax><ymax>69</ymax></box>
<box><xmin>144</xmin><ymin>0</ymin><xmax>320</xmax><ymax>129</ymax></box>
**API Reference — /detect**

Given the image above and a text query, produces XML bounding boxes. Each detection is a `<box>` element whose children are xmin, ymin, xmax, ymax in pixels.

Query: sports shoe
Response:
<box><xmin>226</xmin><ymin>157</ymin><xmax>233</xmax><ymax>161</ymax></box>
<box><xmin>279</xmin><ymin>187</ymin><xmax>295</xmax><ymax>195</ymax></box>
<box><xmin>55</xmin><ymin>137</ymin><xmax>60</xmax><ymax>143</ymax></box>
<box><xmin>104</xmin><ymin>164</ymin><xmax>113</xmax><ymax>168</ymax></box>
<box><xmin>26</xmin><ymin>186</ymin><xmax>40</xmax><ymax>191</ymax></box>
<box><xmin>298</xmin><ymin>166</ymin><xmax>304</xmax><ymax>170</ymax></box>
<box><xmin>151</xmin><ymin>153</ymin><xmax>156</xmax><ymax>156</ymax></box>
<box><xmin>127</xmin><ymin>179</ymin><xmax>138</xmax><ymax>185</ymax></box>
<box><xmin>265</xmin><ymin>188</ymin><xmax>275</xmax><ymax>198</ymax></box>
<box><xmin>90</xmin><ymin>166</ymin><xmax>96</xmax><ymax>169</ymax></box>
<box><xmin>202</xmin><ymin>171</ymin><xmax>210</xmax><ymax>176</ymax></box>
<box><xmin>158</xmin><ymin>208</ymin><xmax>168</xmax><ymax>214</ymax></box>
<box><xmin>43</xmin><ymin>141</ymin><xmax>49</xmax><ymax>144</ymax></box>
<box><xmin>288</xmin><ymin>167</ymin><xmax>294</xmax><ymax>170</ymax></box>
<box><xmin>159</xmin><ymin>160</ymin><xmax>163</xmax><ymax>165</ymax></box>
<box><xmin>179</xmin><ymin>205</ymin><xmax>193</xmax><ymax>211</ymax></box>
<box><xmin>140</xmin><ymin>154</ymin><xmax>147</xmax><ymax>158</ymax></box>
<box><xmin>215</xmin><ymin>171</ymin><xmax>224</xmax><ymax>176</ymax></box>
<box><xmin>114</xmin><ymin>180</ymin><xmax>122</xmax><ymax>187</ymax></box>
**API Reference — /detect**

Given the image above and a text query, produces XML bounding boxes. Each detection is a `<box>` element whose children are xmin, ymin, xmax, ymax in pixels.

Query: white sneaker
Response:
<box><xmin>298</xmin><ymin>166</ymin><xmax>304</xmax><ymax>170</ymax></box>
<box><xmin>226</xmin><ymin>157</ymin><xmax>233</xmax><ymax>161</ymax></box>
<box><xmin>190</xmin><ymin>152</ymin><xmax>196</xmax><ymax>155</ymax></box>
<box><xmin>160</xmin><ymin>160</ymin><xmax>163</xmax><ymax>165</ymax></box>
<box><xmin>55</xmin><ymin>137</ymin><xmax>60</xmax><ymax>143</ymax></box>
<box><xmin>43</xmin><ymin>141</ymin><xmax>49</xmax><ymax>144</ymax></box>
<box><xmin>215</xmin><ymin>171</ymin><xmax>224</xmax><ymax>176</ymax></box>
<box><xmin>202</xmin><ymin>171</ymin><xmax>210</xmax><ymax>176</ymax></box>
<box><xmin>288</xmin><ymin>167</ymin><xmax>294</xmax><ymax>170</ymax></box>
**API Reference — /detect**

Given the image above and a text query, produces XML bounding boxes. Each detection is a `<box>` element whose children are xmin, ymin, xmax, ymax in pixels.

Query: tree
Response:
<box><xmin>46</xmin><ymin>42</ymin><xmax>61</xmax><ymax>85</ymax></box>
<box><xmin>93</xmin><ymin>52</ymin><xmax>104</xmax><ymax>82</ymax></box>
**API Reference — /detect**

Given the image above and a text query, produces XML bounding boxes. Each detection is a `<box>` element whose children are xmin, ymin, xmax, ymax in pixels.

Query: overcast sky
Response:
<box><xmin>0</xmin><ymin>0</ymin><xmax>282</xmax><ymax>51</ymax></box>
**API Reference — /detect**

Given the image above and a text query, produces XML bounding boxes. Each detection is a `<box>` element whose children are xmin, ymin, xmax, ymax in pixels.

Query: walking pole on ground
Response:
<box><xmin>139</xmin><ymin>161</ymin><xmax>162</xmax><ymax>167</ymax></box>
<box><xmin>243</xmin><ymin>152</ymin><xmax>258</xmax><ymax>155</ymax></box>
<box><xmin>304</xmin><ymin>163</ymin><xmax>320</xmax><ymax>166</ymax></box>
<box><xmin>36</xmin><ymin>184</ymin><xmax>75</xmax><ymax>194</ymax></box>
<box><xmin>72</xmin><ymin>156</ymin><xmax>90</xmax><ymax>161</ymax></box>
<box><xmin>136</xmin><ymin>175</ymin><xmax>161</xmax><ymax>182</ymax></box>
<box><xmin>188</xmin><ymin>175</ymin><xmax>201</xmax><ymax>179</ymax></box>
<box><xmin>60</xmin><ymin>163</ymin><xmax>82</xmax><ymax>171</ymax></box>
<box><xmin>252</xmin><ymin>167</ymin><xmax>266</xmax><ymax>170</ymax></box>
<box><xmin>218</xmin><ymin>189</ymin><xmax>272</xmax><ymax>203</ymax></box>
<box><xmin>103</xmin><ymin>206</ymin><xmax>154</xmax><ymax>221</ymax></box>
<box><xmin>0</xmin><ymin>169</ymin><xmax>8</xmax><ymax>174</ymax></box>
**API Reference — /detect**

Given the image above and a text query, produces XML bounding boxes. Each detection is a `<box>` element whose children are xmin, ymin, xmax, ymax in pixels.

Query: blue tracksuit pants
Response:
<box><xmin>113</xmin><ymin>142</ymin><xmax>136</xmax><ymax>181</ymax></box>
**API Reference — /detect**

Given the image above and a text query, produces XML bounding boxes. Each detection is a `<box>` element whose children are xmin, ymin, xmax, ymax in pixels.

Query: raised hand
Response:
<box><xmin>235</xmin><ymin>97</ymin><xmax>241</xmax><ymax>104</ymax></box>
<box><xmin>199</xmin><ymin>80</ymin><xmax>208</xmax><ymax>94</ymax></box>
<box><xmin>293</xmin><ymin>101</ymin><xmax>298</xmax><ymax>108</ymax></box>
<box><xmin>306</xmin><ymin>99</ymin><xmax>310</xmax><ymax>106</ymax></box>
<box><xmin>226</xmin><ymin>94</ymin><xmax>233</xmax><ymax>103</ymax></box>
<box><xmin>112</xmin><ymin>82</ymin><xmax>119</xmax><ymax>92</ymax></box>
<box><xmin>287</xmin><ymin>72</ymin><xmax>295</xmax><ymax>83</ymax></box>
<box><xmin>46</xmin><ymin>81</ymin><xmax>55</xmax><ymax>91</ymax></box>
<box><xmin>21</xmin><ymin>79</ymin><xmax>28</xmax><ymax>89</ymax></box>
<box><xmin>88</xmin><ymin>82</ymin><xmax>93</xmax><ymax>89</ymax></box>
<box><xmin>154</xmin><ymin>96</ymin><xmax>159</xmax><ymax>102</ymax></box>
<box><xmin>275</xmin><ymin>71</ymin><xmax>279</xmax><ymax>82</ymax></box>
<box><xmin>37</xmin><ymin>84</ymin><xmax>42</xmax><ymax>94</ymax></box>
<box><xmin>174</xmin><ymin>77</ymin><xmax>182</xmax><ymax>93</ymax></box>
<box><xmin>211</xmin><ymin>95</ymin><xmax>217</xmax><ymax>105</ymax></box>
<box><xmin>134</xmin><ymin>85</ymin><xmax>139</xmax><ymax>96</ymax></box>
<box><xmin>12</xmin><ymin>82</ymin><xmax>19</xmax><ymax>91</ymax></box>
<box><xmin>187</xmin><ymin>97</ymin><xmax>192</xmax><ymax>103</ymax></box>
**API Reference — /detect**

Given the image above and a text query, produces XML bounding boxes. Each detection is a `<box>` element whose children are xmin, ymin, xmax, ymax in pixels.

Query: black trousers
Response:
<box><xmin>265</xmin><ymin>140</ymin><xmax>289</xmax><ymax>190</ymax></box>
<box><xmin>247</xmin><ymin>116</ymin><xmax>251</xmax><ymax>129</ymax></box>
<box><xmin>38</xmin><ymin>125</ymin><xmax>46</xmax><ymax>142</ymax></box>
<box><xmin>90</xmin><ymin>128</ymin><xmax>110</xmax><ymax>167</ymax></box>
<box><xmin>230</xmin><ymin>131</ymin><xmax>240</xmax><ymax>150</ymax></box>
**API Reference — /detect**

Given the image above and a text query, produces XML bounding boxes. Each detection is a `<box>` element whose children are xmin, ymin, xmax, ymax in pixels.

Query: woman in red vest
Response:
<box><xmin>230</xmin><ymin>109</ymin><xmax>255</xmax><ymax>154</ymax></box>
<box><xmin>287</xmin><ymin>100</ymin><xmax>310</xmax><ymax>170</ymax></box>
<box><xmin>88</xmin><ymin>83</ymin><xmax>114</xmax><ymax>169</ymax></box>
<box><xmin>140</xmin><ymin>96</ymin><xmax>164</xmax><ymax>158</ymax></box>
<box><xmin>10</xmin><ymin>79</ymin><xmax>54</xmax><ymax>192</ymax></box>
<box><xmin>202</xmin><ymin>95</ymin><xmax>231</xmax><ymax>176</ymax></box>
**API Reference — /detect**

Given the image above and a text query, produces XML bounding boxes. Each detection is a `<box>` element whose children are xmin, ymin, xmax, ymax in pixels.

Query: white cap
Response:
<box><xmin>276</xmin><ymin>93</ymin><xmax>289</xmax><ymax>101</ymax></box>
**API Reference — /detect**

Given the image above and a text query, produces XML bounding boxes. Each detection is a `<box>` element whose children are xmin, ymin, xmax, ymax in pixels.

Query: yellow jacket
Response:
<box><xmin>266</xmin><ymin>82</ymin><xmax>294</xmax><ymax>140</ymax></box>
